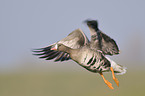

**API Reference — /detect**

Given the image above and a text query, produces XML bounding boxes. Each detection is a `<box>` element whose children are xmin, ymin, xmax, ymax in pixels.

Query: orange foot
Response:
<box><xmin>113</xmin><ymin>77</ymin><xmax>119</xmax><ymax>87</ymax></box>
<box><xmin>99</xmin><ymin>73</ymin><xmax>114</xmax><ymax>89</ymax></box>
<box><xmin>104</xmin><ymin>79</ymin><xmax>114</xmax><ymax>89</ymax></box>
<box><xmin>110</xmin><ymin>67</ymin><xmax>119</xmax><ymax>87</ymax></box>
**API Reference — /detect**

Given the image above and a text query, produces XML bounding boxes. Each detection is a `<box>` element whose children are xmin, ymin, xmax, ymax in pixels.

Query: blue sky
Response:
<box><xmin>0</xmin><ymin>0</ymin><xmax>145</xmax><ymax>70</ymax></box>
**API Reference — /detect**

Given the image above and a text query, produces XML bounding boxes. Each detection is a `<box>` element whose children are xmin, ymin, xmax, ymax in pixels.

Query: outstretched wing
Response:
<box><xmin>33</xmin><ymin>28</ymin><xmax>89</xmax><ymax>62</ymax></box>
<box><xmin>100</xmin><ymin>32</ymin><xmax>120</xmax><ymax>55</ymax></box>
<box><xmin>85</xmin><ymin>20</ymin><xmax>120</xmax><ymax>55</ymax></box>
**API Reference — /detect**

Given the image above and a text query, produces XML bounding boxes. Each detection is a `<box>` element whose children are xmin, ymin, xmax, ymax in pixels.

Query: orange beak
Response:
<box><xmin>51</xmin><ymin>46</ymin><xmax>57</xmax><ymax>51</ymax></box>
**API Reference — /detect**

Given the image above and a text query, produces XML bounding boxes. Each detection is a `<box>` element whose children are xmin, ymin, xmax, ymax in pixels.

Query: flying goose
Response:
<box><xmin>33</xmin><ymin>20</ymin><xmax>119</xmax><ymax>62</ymax></box>
<box><xmin>33</xmin><ymin>20</ymin><xmax>126</xmax><ymax>89</ymax></box>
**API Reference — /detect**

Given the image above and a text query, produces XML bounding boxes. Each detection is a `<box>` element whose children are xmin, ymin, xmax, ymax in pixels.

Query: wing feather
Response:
<box><xmin>85</xmin><ymin>20</ymin><xmax>120</xmax><ymax>55</ymax></box>
<box><xmin>33</xmin><ymin>28</ymin><xmax>89</xmax><ymax>62</ymax></box>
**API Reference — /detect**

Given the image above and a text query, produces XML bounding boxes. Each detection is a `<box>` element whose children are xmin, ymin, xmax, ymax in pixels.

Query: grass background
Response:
<box><xmin>0</xmin><ymin>62</ymin><xmax>145</xmax><ymax>96</ymax></box>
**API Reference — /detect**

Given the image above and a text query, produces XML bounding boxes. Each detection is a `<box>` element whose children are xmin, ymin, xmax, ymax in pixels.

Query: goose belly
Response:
<box><xmin>78</xmin><ymin>52</ymin><xmax>110</xmax><ymax>73</ymax></box>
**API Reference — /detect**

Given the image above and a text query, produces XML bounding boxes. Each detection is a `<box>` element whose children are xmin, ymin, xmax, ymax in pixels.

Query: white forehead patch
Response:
<box><xmin>55</xmin><ymin>44</ymin><xmax>58</xmax><ymax>49</ymax></box>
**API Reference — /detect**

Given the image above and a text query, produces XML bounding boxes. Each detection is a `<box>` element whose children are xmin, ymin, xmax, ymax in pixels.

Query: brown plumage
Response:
<box><xmin>33</xmin><ymin>20</ymin><xmax>126</xmax><ymax>89</ymax></box>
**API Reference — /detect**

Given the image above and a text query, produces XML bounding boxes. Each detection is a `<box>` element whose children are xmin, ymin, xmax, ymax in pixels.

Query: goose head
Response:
<box><xmin>51</xmin><ymin>43</ymin><xmax>70</xmax><ymax>53</ymax></box>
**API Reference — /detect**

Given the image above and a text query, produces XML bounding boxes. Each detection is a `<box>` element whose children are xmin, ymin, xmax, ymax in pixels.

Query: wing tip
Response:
<box><xmin>84</xmin><ymin>19</ymin><xmax>99</xmax><ymax>30</ymax></box>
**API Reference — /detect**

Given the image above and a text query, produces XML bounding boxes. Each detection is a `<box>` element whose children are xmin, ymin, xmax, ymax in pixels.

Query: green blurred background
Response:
<box><xmin>0</xmin><ymin>63</ymin><xmax>145</xmax><ymax>96</ymax></box>
<box><xmin>1</xmin><ymin>0</ymin><xmax>145</xmax><ymax>96</ymax></box>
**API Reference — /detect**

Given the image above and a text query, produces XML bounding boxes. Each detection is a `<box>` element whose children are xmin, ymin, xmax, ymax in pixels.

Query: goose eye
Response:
<box><xmin>58</xmin><ymin>44</ymin><xmax>62</xmax><ymax>47</ymax></box>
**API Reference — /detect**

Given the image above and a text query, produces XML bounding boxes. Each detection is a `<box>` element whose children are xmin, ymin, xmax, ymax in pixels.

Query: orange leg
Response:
<box><xmin>110</xmin><ymin>67</ymin><xmax>119</xmax><ymax>87</ymax></box>
<box><xmin>99</xmin><ymin>72</ymin><xmax>114</xmax><ymax>89</ymax></box>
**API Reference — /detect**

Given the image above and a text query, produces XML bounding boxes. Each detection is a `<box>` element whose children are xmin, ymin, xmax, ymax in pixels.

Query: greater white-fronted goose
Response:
<box><xmin>33</xmin><ymin>20</ymin><xmax>120</xmax><ymax>62</ymax></box>
<box><xmin>33</xmin><ymin>20</ymin><xmax>126</xmax><ymax>89</ymax></box>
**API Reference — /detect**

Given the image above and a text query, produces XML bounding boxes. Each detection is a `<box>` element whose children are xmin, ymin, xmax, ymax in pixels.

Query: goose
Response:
<box><xmin>33</xmin><ymin>20</ymin><xmax>126</xmax><ymax>89</ymax></box>
<box><xmin>33</xmin><ymin>20</ymin><xmax>119</xmax><ymax>62</ymax></box>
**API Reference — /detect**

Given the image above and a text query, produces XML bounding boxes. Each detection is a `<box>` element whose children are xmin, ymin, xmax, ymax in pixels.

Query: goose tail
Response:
<box><xmin>106</xmin><ymin>57</ymin><xmax>127</xmax><ymax>75</ymax></box>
